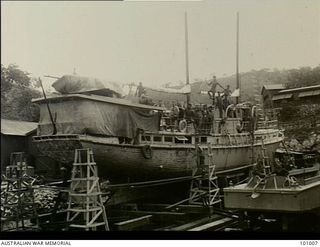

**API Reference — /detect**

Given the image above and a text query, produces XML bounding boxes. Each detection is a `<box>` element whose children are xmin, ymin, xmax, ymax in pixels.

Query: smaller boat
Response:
<box><xmin>223</xmin><ymin>150</ymin><xmax>320</xmax><ymax>212</ymax></box>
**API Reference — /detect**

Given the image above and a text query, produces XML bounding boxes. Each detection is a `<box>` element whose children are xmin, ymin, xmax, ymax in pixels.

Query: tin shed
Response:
<box><xmin>1</xmin><ymin>119</ymin><xmax>38</xmax><ymax>171</ymax></box>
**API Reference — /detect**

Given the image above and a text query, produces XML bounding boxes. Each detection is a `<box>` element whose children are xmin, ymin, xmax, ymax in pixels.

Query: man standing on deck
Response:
<box><xmin>223</xmin><ymin>85</ymin><xmax>232</xmax><ymax>109</ymax></box>
<box><xmin>170</xmin><ymin>103</ymin><xmax>180</xmax><ymax>131</ymax></box>
<box><xmin>216</xmin><ymin>91</ymin><xmax>224</xmax><ymax>118</ymax></box>
<box><xmin>185</xmin><ymin>103</ymin><xmax>194</xmax><ymax>123</ymax></box>
<box><xmin>208</xmin><ymin>76</ymin><xmax>223</xmax><ymax>105</ymax></box>
<box><xmin>135</xmin><ymin>82</ymin><xmax>144</xmax><ymax>97</ymax></box>
<box><xmin>178</xmin><ymin>103</ymin><xmax>185</xmax><ymax>121</ymax></box>
<box><xmin>208</xmin><ymin>106</ymin><xmax>215</xmax><ymax>133</ymax></box>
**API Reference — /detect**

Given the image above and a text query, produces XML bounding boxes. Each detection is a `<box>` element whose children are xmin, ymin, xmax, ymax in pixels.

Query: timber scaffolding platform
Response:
<box><xmin>106</xmin><ymin>203</ymin><xmax>240</xmax><ymax>231</ymax></box>
<box><xmin>35</xmin><ymin>146</ymin><xmax>244</xmax><ymax>231</ymax></box>
<box><xmin>35</xmin><ymin>178</ymin><xmax>242</xmax><ymax>231</ymax></box>
<box><xmin>36</xmin><ymin>201</ymin><xmax>240</xmax><ymax>231</ymax></box>
<box><xmin>89</xmin><ymin>142</ymin><xmax>241</xmax><ymax>231</ymax></box>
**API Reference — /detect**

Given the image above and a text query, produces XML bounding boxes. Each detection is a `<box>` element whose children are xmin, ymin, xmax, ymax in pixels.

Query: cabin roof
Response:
<box><xmin>272</xmin><ymin>84</ymin><xmax>320</xmax><ymax>101</ymax></box>
<box><xmin>1</xmin><ymin>119</ymin><xmax>38</xmax><ymax>136</ymax></box>
<box><xmin>277</xmin><ymin>84</ymin><xmax>320</xmax><ymax>94</ymax></box>
<box><xmin>32</xmin><ymin>94</ymin><xmax>166</xmax><ymax>111</ymax></box>
<box><xmin>261</xmin><ymin>84</ymin><xmax>285</xmax><ymax>95</ymax></box>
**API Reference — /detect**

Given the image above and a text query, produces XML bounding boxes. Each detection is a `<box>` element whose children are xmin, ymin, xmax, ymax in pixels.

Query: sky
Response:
<box><xmin>1</xmin><ymin>0</ymin><xmax>320</xmax><ymax>89</ymax></box>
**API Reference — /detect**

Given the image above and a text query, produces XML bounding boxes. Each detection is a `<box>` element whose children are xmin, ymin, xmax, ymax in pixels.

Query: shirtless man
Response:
<box><xmin>208</xmin><ymin>76</ymin><xmax>223</xmax><ymax>105</ymax></box>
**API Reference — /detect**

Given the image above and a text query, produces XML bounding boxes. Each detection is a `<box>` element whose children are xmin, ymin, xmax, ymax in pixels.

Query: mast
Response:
<box><xmin>185</xmin><ymin>12</ymin><xmax>191</xmax><ymax>105</ymax></box>
<box><xmin>236</xmin><ymin>12</ymin><xmax>240</xmax><ymax>104</ymax></box>
<box><xmin>39</xmin><ymin>78</ymin><xmax>57</xmax><ymax>135</ymax></box>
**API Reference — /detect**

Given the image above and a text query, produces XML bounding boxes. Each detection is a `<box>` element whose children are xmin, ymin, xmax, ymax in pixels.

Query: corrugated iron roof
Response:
<box><xmin>278</xmin><ymin>84</ymin><xmax>320</xmax><ymax>94</ymax></box>
<box><xmin>272</xmin><ymin>94</ymin><xmax>293</xmax><ymax>101</ymax></box>
<box><xmin>261</xmin><ymin>84</ymin><xmax>286</xmax><ymax>95</ymax></box>
<box><xmin>1</xmin><ymin>119</ymin><xmax>38</xmax><ymax>136</ymax></box>
<box><xmin>263</xmin><ymin>84</ymin><xmax>286</xmax><ymax>90</ymax></box>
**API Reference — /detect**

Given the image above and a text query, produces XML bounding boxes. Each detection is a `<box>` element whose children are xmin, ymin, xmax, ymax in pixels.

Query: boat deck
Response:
<box><xmin>223</xmin><ymin>178</ymin><xmax>320</xmax><ymax>212</ymax></box>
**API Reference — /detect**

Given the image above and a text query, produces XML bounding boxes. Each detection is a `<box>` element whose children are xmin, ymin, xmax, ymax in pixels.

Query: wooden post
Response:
<box><xmin>236</xmin><ymin>12</ymin><xmax>240</xmax><ymax>104</ymax></box>
<box><xmin>185</xmin><ymin>12</ymin><xmax>191</xmax><ymax>105</ymax></box>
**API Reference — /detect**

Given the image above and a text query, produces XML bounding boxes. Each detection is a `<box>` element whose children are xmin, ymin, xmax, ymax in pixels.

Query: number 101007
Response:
<box><xmin>300</xmin><ymin>241</ymin><xmax>318</xmax><ymax>246</ymax></box>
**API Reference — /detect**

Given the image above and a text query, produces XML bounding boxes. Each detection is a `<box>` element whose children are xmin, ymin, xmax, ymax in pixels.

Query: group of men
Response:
<box><xmin>168</xmin><ymin>103</ymin><xmax>215</xmax><ymax>133</ymax></box>
<box><xmin>135</xmin><ymin>77</ymin><xmax>233</xmax><ymax>132</ymax></box>
<box><xmin>207</xmin><ymin>76</ymin><xmax>232</xmax><ymax>114</ymax></box>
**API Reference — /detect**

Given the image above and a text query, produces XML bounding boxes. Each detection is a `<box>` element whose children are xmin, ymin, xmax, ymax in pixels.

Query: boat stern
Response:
<box><xmin>32</xmin><ymin>134</ymin><xmax>82</xmax><ymax>163</ymax></box>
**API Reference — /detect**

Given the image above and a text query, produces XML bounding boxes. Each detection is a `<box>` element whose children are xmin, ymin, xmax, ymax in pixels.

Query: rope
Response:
<box><xmin>108</xmin><ymin>175</ymin><xmax>201</xmax><ymax>189</ymax></box>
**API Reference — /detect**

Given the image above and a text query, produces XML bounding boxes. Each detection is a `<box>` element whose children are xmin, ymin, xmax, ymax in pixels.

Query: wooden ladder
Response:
<box><xmin>189</xmin><ymin>144</ymin><xmax>221</xmax><ymax>207</ymax></box>
<box><xmin>260</xmin><ymin>139</ymin><xmax>272</xmax><ymax>176</ymax></box>
<box><xmin>1</xmin><ymin>152</ymin><xmax>39</xmax><ymax>231</ymax></box>
<box><xmin>66</xmin><ymin>148</ymin><xmax>109</xmax><ymax>231</ymax></box>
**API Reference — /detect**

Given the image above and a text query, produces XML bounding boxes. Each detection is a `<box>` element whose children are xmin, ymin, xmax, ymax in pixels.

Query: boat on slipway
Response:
<box><xmin>32</xmin><ymin>76</ymin><xmax>284</xmax><ymax>182</ymax></box>
<box><xmin>32</xmin><ymin>13</ymin><xmax>285</xmax><ymax>183</ymax></box>
<box><xmin>223</xmin><ymin>150</ymin><xmax>320</xmax><ymax>212</ymax></box>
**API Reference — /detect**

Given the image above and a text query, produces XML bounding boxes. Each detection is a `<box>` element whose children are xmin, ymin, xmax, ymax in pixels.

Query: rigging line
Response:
<box><xmin>107</xmin><ymin>175</ymin><xmax>201</xmax><ymax>189</ymax></box>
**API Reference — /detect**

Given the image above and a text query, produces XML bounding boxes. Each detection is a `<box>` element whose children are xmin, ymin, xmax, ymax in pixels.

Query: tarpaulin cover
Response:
<box><xmin>37</xmin><ymin>98</ymin><xmax>159</xmax><ymax>139</ymax></box>
<box><xmin>52</xmin><ymin>75</ymin><xmax>123</xmax><ymax>96</ymax></box>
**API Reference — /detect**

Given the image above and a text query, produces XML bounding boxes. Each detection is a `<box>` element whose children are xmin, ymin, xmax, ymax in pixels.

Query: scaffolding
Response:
<box><xmin>1</xmin><ymin>152</ymin><xmax>39</xmax><ymax>231</ymax></box>
<box><xmin>66</xmin><ymin>148</ymin><xmax>109</xmax><ymax>231</ymax></box>
<box><xmin>189</xmin><ymin>144</ymin><xmax>221</xmax><ymax>207</ymax></box>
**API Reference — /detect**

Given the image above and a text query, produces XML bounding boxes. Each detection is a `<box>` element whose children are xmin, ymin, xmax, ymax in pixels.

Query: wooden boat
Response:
<box><xmin>31</xmin><ymin>14</ymin><xmax>284</xmax><ymax>183</ymax></box>
<box><xmin>32</xmin><ymin>93</ymin><xmax>284</xmax><ymax>182</ymax></box>
<box><xmin>223</xmin><ymin>151</ymin><xmax>320</xmax><ymax>212</ymax></box>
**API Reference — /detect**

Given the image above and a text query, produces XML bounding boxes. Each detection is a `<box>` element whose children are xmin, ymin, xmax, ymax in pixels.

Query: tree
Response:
<box><xmin>1</xmin><ymin>64</ymin><xmax>41</xmax><ymax>122</ymax></box>
<box><xmin>286</xmin><ymin>66</ymin><xmax>320</xmax><ymax>88</ymax></box>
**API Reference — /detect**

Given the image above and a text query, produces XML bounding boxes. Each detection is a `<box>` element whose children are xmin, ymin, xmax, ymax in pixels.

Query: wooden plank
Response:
<box><xmin>114</xmin><ymin>215</ymin><xmax>153</xmax><ymax>231</ymax></box>
<box><xmin>165</xmin><ymin>198</ymin><xmax>191</xmax><ymax>209</ymax></box>
<box><xmin>170</xmin><ymin>217</ymin><xmax>211</xmax><ymax>231</ymax></box>
<box><xmin>110</xmin><ymin>209</ymin><xmax>186</xmax><ymax>223</ymax></box>
<box><xmin>188</xmin><ymin>217</ymin><xmax>233</xmax><ymax>231</ymax></box>
<box><xmin>176</xmin><ymin>204</ymin><xmax>211</xmax><ymax>214</ymax></box>
<box><xmin>137</xmin><ymin>203</ymin><xmax>208</xmax><ymax>214</ymax></box>
<box><xmin>111</xmin><ymin>209</ymin><xmax>186</xmax><ymax>217</ymax></box>
<box><xmin>171</xmin><ymin>214</ymin><xmax>222</xmax><ymax>231</ymax></box>
<box><xmin>132</xmin><ymin>203</ymin><xmax>168</xmax><ymax>211</ymax></box>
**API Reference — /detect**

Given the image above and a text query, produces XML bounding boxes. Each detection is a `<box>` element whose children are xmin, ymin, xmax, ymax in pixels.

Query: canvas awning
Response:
<box><xmin>34</xmin><ymin>95</ymin><xmax>164</xmax><ymax>139</ymax></box>
<box><xmin>231</xmin><ymin>88</ymin><xmax>240</xmax><ymax>97</ymax></box>
<box><xmin>151</xmin><ymin>84</ymin><xmax>191</xmax><ymax>94</ymax></box>
<box><xmin>52</xmin><ymin>75</ymin><xmax>124</xmax><ymax>97</ymax></box>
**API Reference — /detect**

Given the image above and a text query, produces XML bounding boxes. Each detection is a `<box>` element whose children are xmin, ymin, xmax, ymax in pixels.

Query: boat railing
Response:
<box><xmin>257</xmin><ymin>119</ymin><xmax>279</xmax><ymax>130</ymax></box>
<box><xmin>160</xmin><ymin>115</ymin><xmax>214</xmax><ymax>134</ymax></box>
<box><xmin>141</xmin><ymin>125</ymin><xmax>281</xmax><ymax>146</ymax></box>
<box><xmin>33</xmin><ymin>134</ymin><xmax>80</xmax><ymax>141</ymax></box>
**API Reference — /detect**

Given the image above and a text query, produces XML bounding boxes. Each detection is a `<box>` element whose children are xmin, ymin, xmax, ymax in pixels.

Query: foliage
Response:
<box><xmin>286</xmin><ymin>66</ymin><xmax>320</xmax><ymax>89</ymax></box>
<box><xmin>1</xmin><ymin>64</ymin><xmax>41</xmax><ymax>122</ymax></box>
<box><xmin>213</xmin><ymin>65</ymin><xmax>320</xmax><ymax>102</ymax></box>
<box><xmin>280</xmin><ymin>103</ymin><xmax>320</xmax><ymax>142</ymax></box>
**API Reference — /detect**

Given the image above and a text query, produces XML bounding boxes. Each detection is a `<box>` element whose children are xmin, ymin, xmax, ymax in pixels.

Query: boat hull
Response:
<box><xmin>33</xmin><ymin>133</ymin><xmax>282</xmax><ymax>182</ymax></box>
<box><xmin>82</xmin><ymin>141</ymin><xmax>279</xmax><ymax>180</ymax></box>
<box><xmin>224</xmin><ymin>179</ymin><xmax>320</xmax><ymax>212</ymax></box>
